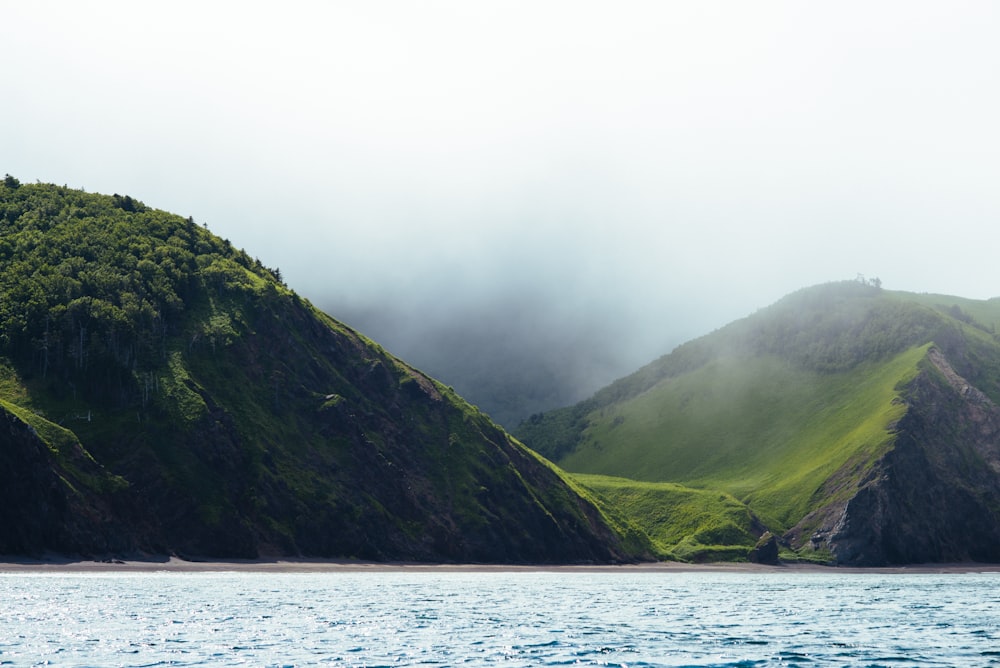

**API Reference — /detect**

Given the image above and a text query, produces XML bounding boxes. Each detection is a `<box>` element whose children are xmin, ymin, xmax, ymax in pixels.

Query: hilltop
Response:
<box><xmin>517</xmin><ymin>280</ymin><xmax>1000</xmax><ymax>565</ymax></box>
<box><xmin>0</xmin><ymin>178</ymin><xmax>644</xmax><ymax>563</ymax></box>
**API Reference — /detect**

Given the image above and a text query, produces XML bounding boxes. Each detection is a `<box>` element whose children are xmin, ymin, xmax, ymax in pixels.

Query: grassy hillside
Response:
<box><xmin>0</xmin><ymin>178</ymin><xmax>639</xmax><ymax>563</ymax></box>
<box><xmin>562</xmin><ymin>345</ymin><xmax>928</xmax><ymax>530</ymax></box>
<box><xmin>517</xmin><ymin>281</ymin><xmax>1000</xmax><ymax>562</ymax></box>
<box><xmin>571</xmin><ymin>474</ymin><xmax>763</xmax><ymax>562</ymax></box>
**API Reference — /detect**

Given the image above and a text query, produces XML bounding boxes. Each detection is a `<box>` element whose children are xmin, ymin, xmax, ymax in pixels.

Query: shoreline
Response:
<box><xmin>2</xmin><ymin>556</ymin><xmax>1000</xmax><ymax>574</ymax></box>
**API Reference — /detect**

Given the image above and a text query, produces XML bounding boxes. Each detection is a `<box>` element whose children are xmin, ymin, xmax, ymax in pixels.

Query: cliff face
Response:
<box><xmin>794</xmin><ymin>347</ymin><xmax>1000</xmax><ymax>565</ymax></box>
<box><xmin>0</xmin><ymin>405</ymin><xmax>145</xmax><ymax>556</ymax></box>
<box><xmin>0</xmin><ymin>406</ymin><xmax>77</xmax><ymax>554</ymax></box>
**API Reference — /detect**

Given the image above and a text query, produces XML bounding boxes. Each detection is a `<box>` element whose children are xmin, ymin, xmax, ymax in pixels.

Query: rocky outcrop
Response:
<box><xmin>0</xmin><ymin>406</ymin><xmax>145</xmax><ymax>557</ymax></box>
<box><xmin>747</xmin><ymin>531</ymin><xmax>780</xmax><ymax>565</ymax></box>
<box><xmin>0</xmin><ymin>407</ymin><xmax>71</xmax><ymax>555</ymax></box>
<box><xmin>794</xmin><ymin>347</ymin><xmax>1000</xmax><ymax>565</ymax></box>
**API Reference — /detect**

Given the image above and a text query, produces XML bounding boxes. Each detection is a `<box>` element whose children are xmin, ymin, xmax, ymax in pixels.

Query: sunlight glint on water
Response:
<box><xmin>1</xmin><ymin>571</ymin><xmax>998</xmax><ymax>666</ymax></box>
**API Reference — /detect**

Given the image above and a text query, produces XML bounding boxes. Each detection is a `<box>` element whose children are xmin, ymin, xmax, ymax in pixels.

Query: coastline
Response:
<box><xmin>2</xmin><ymin>556</ymin><xmax>1000</xmax><ymax>574</ymax></box>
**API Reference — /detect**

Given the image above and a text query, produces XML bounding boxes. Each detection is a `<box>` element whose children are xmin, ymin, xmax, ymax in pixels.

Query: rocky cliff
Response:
<box><xmin>795</xmin><ymin>347</ymin><xmax>1000</xmax><ymax>565</ymax></box>
<box><xmin>0</xmin><ymin>403</ymin><xmax>144</xmax><ymax>555</ymax></box>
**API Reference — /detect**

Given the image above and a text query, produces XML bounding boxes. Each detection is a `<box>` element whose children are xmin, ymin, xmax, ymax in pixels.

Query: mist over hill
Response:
<box><xmin>9</xmin><ymin>1</ymin><xmax>1000</xmax><ymax>437</ymax></box>
<box><xmin>328</xmin><ymin>296</ymin><xmax>640</xmax><ymax>430</ymax></box>
<box><xmin>324</xmin><ymin>284</ymin><xmax>742</xmax><ymax>429</ymax></box>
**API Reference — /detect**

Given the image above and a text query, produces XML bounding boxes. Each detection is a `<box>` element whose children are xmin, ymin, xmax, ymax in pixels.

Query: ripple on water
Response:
<box><xmin>0</xmin><ymin>571</ymin><xmax>998</xmax><ymax>667</ymax></box>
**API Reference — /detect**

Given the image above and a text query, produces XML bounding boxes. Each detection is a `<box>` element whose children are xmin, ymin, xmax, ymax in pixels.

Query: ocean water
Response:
<box><xmin>1</xmin><ymin>570</ymin><xmax>998</xmax><ymax>667</ymax></box>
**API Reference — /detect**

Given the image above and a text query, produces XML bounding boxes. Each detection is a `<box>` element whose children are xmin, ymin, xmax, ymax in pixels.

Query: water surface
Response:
<box><xmin>2</xmin><ymin>570</ymin><xmax>998</xmax><ymax>666</ymax></box>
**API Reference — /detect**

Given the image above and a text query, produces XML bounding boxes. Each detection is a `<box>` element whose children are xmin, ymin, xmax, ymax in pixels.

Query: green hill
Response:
<box><xmin>0</xmin><ymin>178</ymin><xmax>644</xmax><ymax>563</ymax></box>
<box><xmin>569</xmin><ymin>473</ymin><xmax>766</xmax><ymax>562</ymax></box>
<box><xmin>517</xmin><ymin>281</ymin><xmax>1000</xmax><ymax>565</ymax></box>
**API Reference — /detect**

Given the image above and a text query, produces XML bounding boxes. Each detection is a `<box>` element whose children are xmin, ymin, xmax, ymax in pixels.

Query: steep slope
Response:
<box><xmin>0</xmin><ymin>179</ymin><xmax>639</xmax><ymax>563</ymax></box>
<box><xmin>518</xmin><ymin>281</ymin><xmax>1000</xmax><ymax>565</ymax></box>
<box><xmin>797</xmin><ymin>347</ymin><xmax>1000</xmax><ymax>564</ymax></box>
<box><xmin>0</xmin><ymin>398</ymin><xmax>143</xmax><ymax>555</ymax></box>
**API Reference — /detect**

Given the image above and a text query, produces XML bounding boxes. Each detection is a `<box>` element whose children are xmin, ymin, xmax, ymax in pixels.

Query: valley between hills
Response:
<box><xmin>4</xmin><ymin>178</ymin><xmax>1000</xmax><ymax>567</ymax></box>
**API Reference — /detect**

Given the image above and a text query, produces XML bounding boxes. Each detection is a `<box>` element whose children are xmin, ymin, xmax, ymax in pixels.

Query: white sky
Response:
<box><xmin>4</xmin><ymin>1</ymin><xmax>1000</xmax><ymax>392</ymax></box>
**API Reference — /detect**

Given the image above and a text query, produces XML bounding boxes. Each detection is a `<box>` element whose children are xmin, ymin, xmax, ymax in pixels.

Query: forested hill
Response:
<box><xmin>0</xmin><ymin>180</ymin><xmax>283</xmax><ymax>376</ymax></box>
<box><xmin>0</xmin><ymin>177</ymin><xmax>642</xmax><ymax>563</ymax></box>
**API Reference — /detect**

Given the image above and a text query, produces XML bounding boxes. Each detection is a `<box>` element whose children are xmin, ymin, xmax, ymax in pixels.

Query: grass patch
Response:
<box><xmin>571</xmin><ymin>473</ymin><xmax>760</xmax><ymax>561</ymax></box>
<box><xmin>521</xmin><ymin>448</ymin><xmax>655</xmax><ymax>559</ymax></box>
<box><xmin>0</xmin><ymin>397</ymin><xmax>128</xmax><ymax>494</ymax></box>
<box><xmin>0</xmin><ymin>397</ymin><xmax>80</xmax><ymax>456</ymax></box>
<box><xmin>561</xmin><ymin>345</ymin><xmax>929</xmax><ymax>532</ymax></box>
<box><xmin>156</xmin><ymin>351</ymin><xmax>210</xmax><ymax>424</ymax></box>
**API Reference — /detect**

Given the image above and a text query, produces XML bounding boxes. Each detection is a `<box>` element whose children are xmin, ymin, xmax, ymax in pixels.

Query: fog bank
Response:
<box><xmin>5</xmin><ymin>2</ymin><xmax>1000</xmax><ymax>424</ymax></box>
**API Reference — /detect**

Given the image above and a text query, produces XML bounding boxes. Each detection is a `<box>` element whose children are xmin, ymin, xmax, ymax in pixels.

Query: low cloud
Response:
<box><xmin>5</xmin><ymin>2</ymin><xmax>1000</xmax><ymax>424</ymax></box>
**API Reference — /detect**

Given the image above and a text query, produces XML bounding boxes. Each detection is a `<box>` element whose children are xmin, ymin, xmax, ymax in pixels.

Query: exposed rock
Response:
<box><xmin>747</xmin><ymin>531</ymin><xmax>780</xmax><ymax>565</ymax></box>
<box><xmin>0</xmin><ymin>405</ymin><xmax>145</xmax><ymax>557</ymax></box>
<box><xmin>793</xmin><ymin>347</ymin><xmax>1000</xmax><ymax>566</ymax></box>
